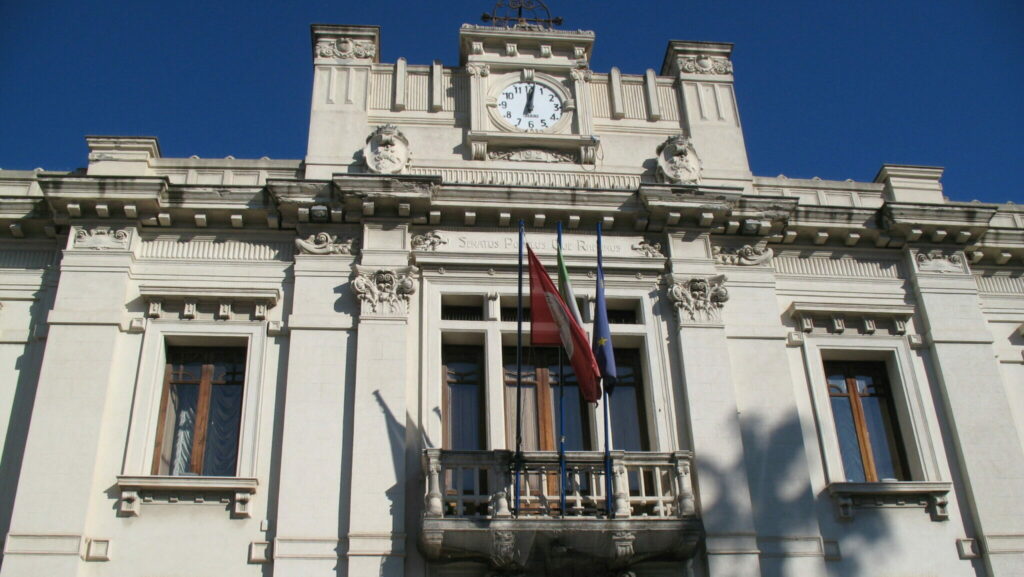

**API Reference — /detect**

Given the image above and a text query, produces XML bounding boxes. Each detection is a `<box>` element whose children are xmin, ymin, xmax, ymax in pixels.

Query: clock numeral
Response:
<box><xmin>505</xmin><ymin>111</ymin><xmax>512</xmax><ymax>119</ymax></box>
<box><xmin>514</xmin><ymin>86</ymin><xmax>522</xmax><ymax>93</ymax></box>
<box><xmin>516</xmin><ymin>119</ymin><xmax>522</xmax><ymax>126</ymax></box>
<box><xmin>499</xmin><ymin>101</ymin><xmax>507</xmax><ymax>109</ymax></box>
<box><xmin>550</xmin><ymin>114</ymin><xmax>557</xmax><ymax>120</ymax></box>
<box><xmin>540</xmin><ymin>120</ymin><xmax>548</xmax><ymax>128</ymax></box>
<box><xmin>549</xmin><ymin>95</ymin><xmax>556</xmax><ymax>102</ymax></box>
<box><xmin>553</xmin><ymin>103</ymin><xmax>561</xmax><ymax>111</ymax></box>
<box><xmin>505</xmin><ymin>92</ymin><xmax>513</xmax><ymax>100</ymax></box>
<box><xmin>528</xmin><ymin>121</ymin><xmax>535</xmax><ymax>129</ymax></box>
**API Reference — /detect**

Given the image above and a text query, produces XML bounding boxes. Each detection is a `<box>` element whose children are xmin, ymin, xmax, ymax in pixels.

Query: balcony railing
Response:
<box><xmin>423</xmin><ymin>449</ymin><xmax>696</xmax><ymax>520</ymax></box>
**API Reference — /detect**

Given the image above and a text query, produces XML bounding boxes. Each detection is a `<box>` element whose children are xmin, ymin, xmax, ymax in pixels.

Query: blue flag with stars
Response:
<box><xmin>592</xmin><ymin>224</ymin><xmax>617</xmax><ymax>394</ymax></box>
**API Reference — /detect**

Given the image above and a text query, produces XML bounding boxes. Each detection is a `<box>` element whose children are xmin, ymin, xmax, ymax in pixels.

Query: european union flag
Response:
<box><xmin>592</xmin><ymin>224</ymin><xmax>617</xmax><ymax>394</ymax></box>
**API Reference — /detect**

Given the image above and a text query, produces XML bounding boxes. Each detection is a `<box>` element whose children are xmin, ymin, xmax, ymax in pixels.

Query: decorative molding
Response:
<box><xmin>787</xmin><ymin>302</ymin><xmax>914</xmax><ymax>336</ymax></box>
<box><xmin>773</xmin><ymin>255</ymin><xmax>903</xmax><ymax>279</ymax></box>
<box><xmin>138</xmin><ymin>238</ymin><xmax>292</xmax><ymax>261</ymax></box>
<box><xmin>714</xmin><ymin>244</ymin><xmax>774</xmax><ymax>266</ymax></box>
<box><xmin>611</xmin><ymin>531</ymin><xmax>636</xmax><ymax>563</ymax></box>
<box><xmin>411</xmin><ymin>231</ymin><xmax>447</xmax><ymax>251</ymax></box>
<box><xmin>363</xmin><ymin>124</ymin><xmax>411</xmax><ymax>175</ymax></box>
<box><xmin>678</xmin><ymin>55</ymin><xmax>733</xmax><ymax>75</ymax></box>
<box><xmin>487</xmin><ymin>149</ymin><xmax>575</xmax><ymax>163</ymax></box>
<box><xmin>115</xmin><ymin>476</ymin><xmax>257</xmax><ymax>518</ymax></box>
<box><xmin>667</xmin><ymin>275</ymin><xmax>729</xmax><ymax>323</ymax></box>
<box><xmin>975</xmin><ymin>273</ymin><xmax>1024</xmax><ymax>295</ymax></box>
<box><xmin>655</xmin><ymin>135</ymin><xmax>702</xmax><ymax>185</ymax></box>
<box><xmin>73</xmin><ymin>227</ymin><xmax>131</xmax><ymax>250</ymax></box>
<box><xmin>827</xmin><ymin>482</ymin><xmax>951</xmax><ymax>521</ymax></box>
<box><xmin>407</xmin><ymin>166</ymin><xmax>640</xmax><ymax>190</ymax></box>
<box><xmin>0</xmin><ymin>249</ymin><xmax>59</xmax><ymax>269</ymax></box>
<box><xmin>315</xmin><ymin>37</ymin><xmax>375</xmax><ymax>60</ymax></box>
<box><xmin>84</xmin><ymin>538</ymin><xmax>111</xmax><ymax>562</ymax></box>
<box><xmin>915</xmin><ymin>250</ymin><xmax>968</xmax><ymax>274</ymax></box>
<box><xmin>631</xmin><ymin>240</ymin><xmax>664</xmax><ymax>258</ymax></box>
<box><xmin>491</xmin><ymin>530</ymin><xmax>518</xmax><ymax>569</ymax></box>
<box><xmin>3</xmin><ymin>533</ymin><xmax>82</xmax><ymax>556</ymax></box>
<box><xmin>295</xmin><ymin>232</ymin><xmax>357</xmax><ymax>255</ymax></box>
<box><xmin>352</xmin><ymin>268</ymin><xmax>418</xmax><ymax>317</ymax></box>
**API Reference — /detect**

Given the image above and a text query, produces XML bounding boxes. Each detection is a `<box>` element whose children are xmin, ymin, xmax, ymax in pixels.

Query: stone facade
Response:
<box><xmin>0</xmin><ymin>20</ymin><xmax>1022</xmax><ymax>577</ymax></box>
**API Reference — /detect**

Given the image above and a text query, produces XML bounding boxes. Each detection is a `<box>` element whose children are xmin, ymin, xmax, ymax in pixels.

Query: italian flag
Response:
<box><xmin>527</xmin><ymin>245</ymin><xmax>601</xmax><ymax>402</ymax></box>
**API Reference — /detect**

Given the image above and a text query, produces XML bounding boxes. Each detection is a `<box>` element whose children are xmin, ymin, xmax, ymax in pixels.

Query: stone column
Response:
<box><xmin>665</xmin><ymin>233</ymin><xmax>761</xmax><ymax>576</ymax></box>
<box><xmin>274</xmin><ymin>232</ymin><xmax>359</xmax><ymax>576</ymax></box>
<box><xmin>1</xmin><ymin>226</ymin><xmax>138</xmax><ymax>576</ymax></box>
<box><xmin>346</xmin><ymin>224</ymin><xmax>416</xmax><ymax>577</ymax></box>
<box><xmin>908</xmin><ymin>248</ymin><xmax>1024</xmax><ymax>574</ymax></box>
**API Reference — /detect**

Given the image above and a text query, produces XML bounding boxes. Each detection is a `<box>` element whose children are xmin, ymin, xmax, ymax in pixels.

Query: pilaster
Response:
<box><xmin>1</xmin><ymin>226</ymin><xmax>138</xmax><ymax>576</ymax></box>
<box><xmin>274</xmin><ymin>230</ymin><xmax>359</xmax><ymax>576</ymax></box>
<box><xmin>346</xmin><ymin>223</ymin><xmax>416</xmax><ymax>577</ymax></box>
<box><xmin>907</xmin><ymin>247</ymin><xmax>1024</xmax><ymax>575</ymax></box>
<box><xmin>665</xmin><ymin>231</ymin><xmax>762</xmax><ymax>576</ymax></box>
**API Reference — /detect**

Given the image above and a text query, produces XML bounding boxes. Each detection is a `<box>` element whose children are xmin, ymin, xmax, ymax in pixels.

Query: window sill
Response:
<box><xmin>827</xmin><ymin>481</ymin><xmax>951</xmax><ymax>521</ymax></box>
<box><xmin>116</xmin><ymin>475</ymin><xmax>257</xmax><ymax>518</ymax></box>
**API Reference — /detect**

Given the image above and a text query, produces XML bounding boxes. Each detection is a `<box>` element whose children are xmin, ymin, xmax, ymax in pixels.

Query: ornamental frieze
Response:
<box><xmin>631</xmin><ymin>240</ymin><xmax>664</xmax><ymax>258</ymax></box>
<box><xmin>352</xmin><ymin>268</ymin><xmax>418</xmax><ymax>317</ymax></box>
<box><xmin>488</xmin><ymin>149</ymin><xmax>574</xmax><ymax>163</ymax></box>
<box><xmin>667</xmin><ymin>275</ymin><xmax>729</xmax><ymax>323</ymax></box>
<box><xmin>915</xmin><ymin>250</ymin><xmax>968</xmax><ymax>274</ymax></box>
<box><xmin>295</xmin><ymin>232</ymin><xmax>357</xmax><ymax>255</ymax></box>
<box><xmin>411</xmin><ymin>231</ymin><xmax>447</xmax><ymax>251</ymax></box>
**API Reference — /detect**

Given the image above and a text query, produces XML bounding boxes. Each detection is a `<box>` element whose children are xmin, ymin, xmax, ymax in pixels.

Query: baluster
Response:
<box><xmin>613</xmin><ymin>460</ymin><xmax>631</xmax><ymax>519</ymax></box>
<box><xmin>424</xmin><ymin>450</ymin><xmax>443</xmax><ymax>518</ymax></box>
<box><xmin>675</xmin><ymin>456</ymin><xmax>696</xmax><ymax>517</ymax></box>
<box><xmin>652</xmin><ymin>465</ymin><xmax>666</xmax><ymax>517</ymax></box>
<box><xmin>491</xmin><ymin>464</ymin><xmax>511</xmax><ymax>518</ymax></box>
<box><xmin>570</xmin><ymin>467</ymin><xmax>584</xmax><ymax>516</ymax></box>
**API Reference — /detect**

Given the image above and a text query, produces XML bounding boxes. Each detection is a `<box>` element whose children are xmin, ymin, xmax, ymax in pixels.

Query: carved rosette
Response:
<box><xmin>73</xmin><ymin>227</ymin><xmax>131</xmax><ymax>250</ymax></box>
<box><xmin>915</xmin><ymin>250</ymin><xmax>968</xmax><ymax>274</ymax></box>
<box><xmin>679</xmin><ymin>55</ymin><xmax>733</xmax><ymax>75</ymax></box>
<box><xmin>411</xmin><ymin>231</ymin><xmax>447</xmax><ymax>251</ymax></box>
<box><xmin>655</xmin><ymin>135</ymin><xmax>702</xmax><ymax>185</ymax></box>
<box><xmin>352</xmin><ymin>268</ymin><xmax>418</xmax><ymax>317</ymax></box>
<box><xmin>315</xmin><ymin>37</ymin><xmax>375</xmax><ymax>60</ymax></box>
<box><xmin>713</xmin><ymin>244</ymin><xmax>774</xmax><ymax>266</ymax></box>
<box><xmin>631</xmin><ymin>240</ymin><xmax>664</xmax><ymax>258</ymax></box>
<box><xmin>295</xmin><ymin>232</ymin><xmax>357</xmax><ymax>255</ymax></box>
<box><xmin>667</xmin><ymin>275</ymin><xmax>729</xmax><ymax>324</ymax></box>
<box><xmin>363</xmin><ymin>124</ymin><xmax>411</xmax><ymax>175</ymax></box>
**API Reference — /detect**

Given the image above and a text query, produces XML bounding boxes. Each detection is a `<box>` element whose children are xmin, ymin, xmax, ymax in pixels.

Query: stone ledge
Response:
<box><xmin>115</xmin><ymin>475</ymin><xmax>257</xmax><ymax>518</ymax></box>
<box><xmin>827</xmin><ymin>481</ymin><xmax>951</xmax><ymax>521</ymax></box>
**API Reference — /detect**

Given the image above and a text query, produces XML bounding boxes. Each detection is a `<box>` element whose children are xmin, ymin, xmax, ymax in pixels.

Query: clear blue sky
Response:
<box><xmin>2</xmin><ymin>0</ymin><xmax>1021</xmax><ymax>204</ymax></box>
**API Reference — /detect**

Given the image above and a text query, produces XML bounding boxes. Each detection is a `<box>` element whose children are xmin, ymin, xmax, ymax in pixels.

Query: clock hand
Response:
<box><xmin>524</xmin><ymin>84</ymin><xmax>535</xmax><ymax>115</ymax></box>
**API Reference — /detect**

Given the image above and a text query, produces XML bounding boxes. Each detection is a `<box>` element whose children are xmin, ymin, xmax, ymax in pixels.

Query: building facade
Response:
<box><xmin>0</xmin><ymin>17</ymin><xmax>1023</xmax><ymax>577</ymax></box>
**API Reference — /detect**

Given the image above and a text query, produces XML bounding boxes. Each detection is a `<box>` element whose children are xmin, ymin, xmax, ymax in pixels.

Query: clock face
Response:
<box><xmin>496</xmin><ymin>82</ymin><xmax>563</xmax><ymax>132</ymax></box>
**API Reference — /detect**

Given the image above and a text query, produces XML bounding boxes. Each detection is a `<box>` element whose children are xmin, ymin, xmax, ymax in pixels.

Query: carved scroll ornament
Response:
<box><xmin>73</xmin><ymin>227</ymin><xmax>130</xmax><ymax>250</ymax></box>
<box><xmin>411</xmin><ymin>231</ymin><xmax>447</xmax><ymax>251</ymax></box>
<box><xmin>315</xmin><ymin>37</ymin><xmax>375</xmax><ymax>60</ymax></box>
<box><xmin>352</xmin><ymin>269</ymin><xmax>418</xmax><ymax>316</ymax></box>
<box><xmin>295</xmin><ymin>233</ymin><xmax>357</xmax><ymax>255</ymax></box>
<box><xmin>656</xmin><ymin>135</ymin><xmax>702</xmax><ymax>185</ymax></box>
<box><xmin>363</xmin><ymin>124</ymin><xmax>411</xmax><ymax>175</ymax></box>
<box><xmin>713</xmin><ymin>244</ymin><xmax>774</xmax><ymax>266</ymax></box>
<box><xmin>667</xmin><ymin>275</ymin><xmax>729</xmax><ymax>323</ymax></box>
<box><xmin>916</xmin><ymin>250</ymin><xmax>967</xmax><ymax>274</ymax></box>
<box><xmin>679</xmin><ymin>55</ymin><xmax>733</xmax><ymax>75</ymax></box>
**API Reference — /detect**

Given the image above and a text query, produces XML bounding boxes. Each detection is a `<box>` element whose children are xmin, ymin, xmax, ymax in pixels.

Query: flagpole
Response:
<box><xmin>556</xmin><ymin>222</ymin><xmax>567</xmax><ymax>516</ymax></box>
<box><xmin>597</xmin><ymin>221</ymin><xmax>614</xmax><ymax>518</ymax></box>
<box><xmin>515</xmin><ymin>220</ymin><xmax>524</xmax><ymax>516</ymax></box>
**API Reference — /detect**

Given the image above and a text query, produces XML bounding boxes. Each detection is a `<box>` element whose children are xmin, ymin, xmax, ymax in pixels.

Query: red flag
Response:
<box><xmin>527</xmin><ymin>245</ymin><xmax>601</xmax><ymax>402</ymax></box>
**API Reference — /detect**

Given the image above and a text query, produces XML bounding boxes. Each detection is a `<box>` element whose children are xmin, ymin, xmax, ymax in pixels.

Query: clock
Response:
<box><xmin>496</xmin><ymin>81</ymin><xmax>563</xmax><ymax>132</ymax></box>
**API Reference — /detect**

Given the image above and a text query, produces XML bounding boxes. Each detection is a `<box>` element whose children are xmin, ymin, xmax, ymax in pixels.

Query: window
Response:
<box><xmin>442</xmin><ymin>345</ymin><xmax>486</xmax><ymax>450</ymax></box>
<box><xmin>152</xmin><ymin>347</ymin><xmax>246</xmax><ymax>476</ymax></box>
<box><xmin>825</xmin><ymin>361</ymin><xmax>908</xmax><ymax>482</ymax></box>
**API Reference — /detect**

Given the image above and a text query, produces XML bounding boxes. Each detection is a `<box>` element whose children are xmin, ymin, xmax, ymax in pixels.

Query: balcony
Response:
<box><xmin>420</xmin><ymin>449</ymin><xmax>703</xmax><ymax>573</ymax></box>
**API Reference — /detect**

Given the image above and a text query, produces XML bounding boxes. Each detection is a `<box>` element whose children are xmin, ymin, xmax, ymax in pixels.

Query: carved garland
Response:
<box><xmin>294</xmin><ymin>233</ymin><xmax>357</xmax><ymax>255</ymax></box>
<box><xmin>667</xmin><ymin>275</ymin><xmax>729</xmax><ymax>323</ymax></box>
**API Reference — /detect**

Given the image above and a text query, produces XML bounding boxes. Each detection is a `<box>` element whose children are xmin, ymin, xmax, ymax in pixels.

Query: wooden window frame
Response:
<box><xmin>151</xmin><ymin>347</ymin><xmax>246</xmax><ymax>476</ymax></box>
<box><xmin>824</xmin><ymin>360</ymin><xmax>910</xmax><ymax>483</ymax></box>
<box><xmin>441</xmin><ymin>345</ymin><xmax>487</xmax><ymax>451</ymax></box>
